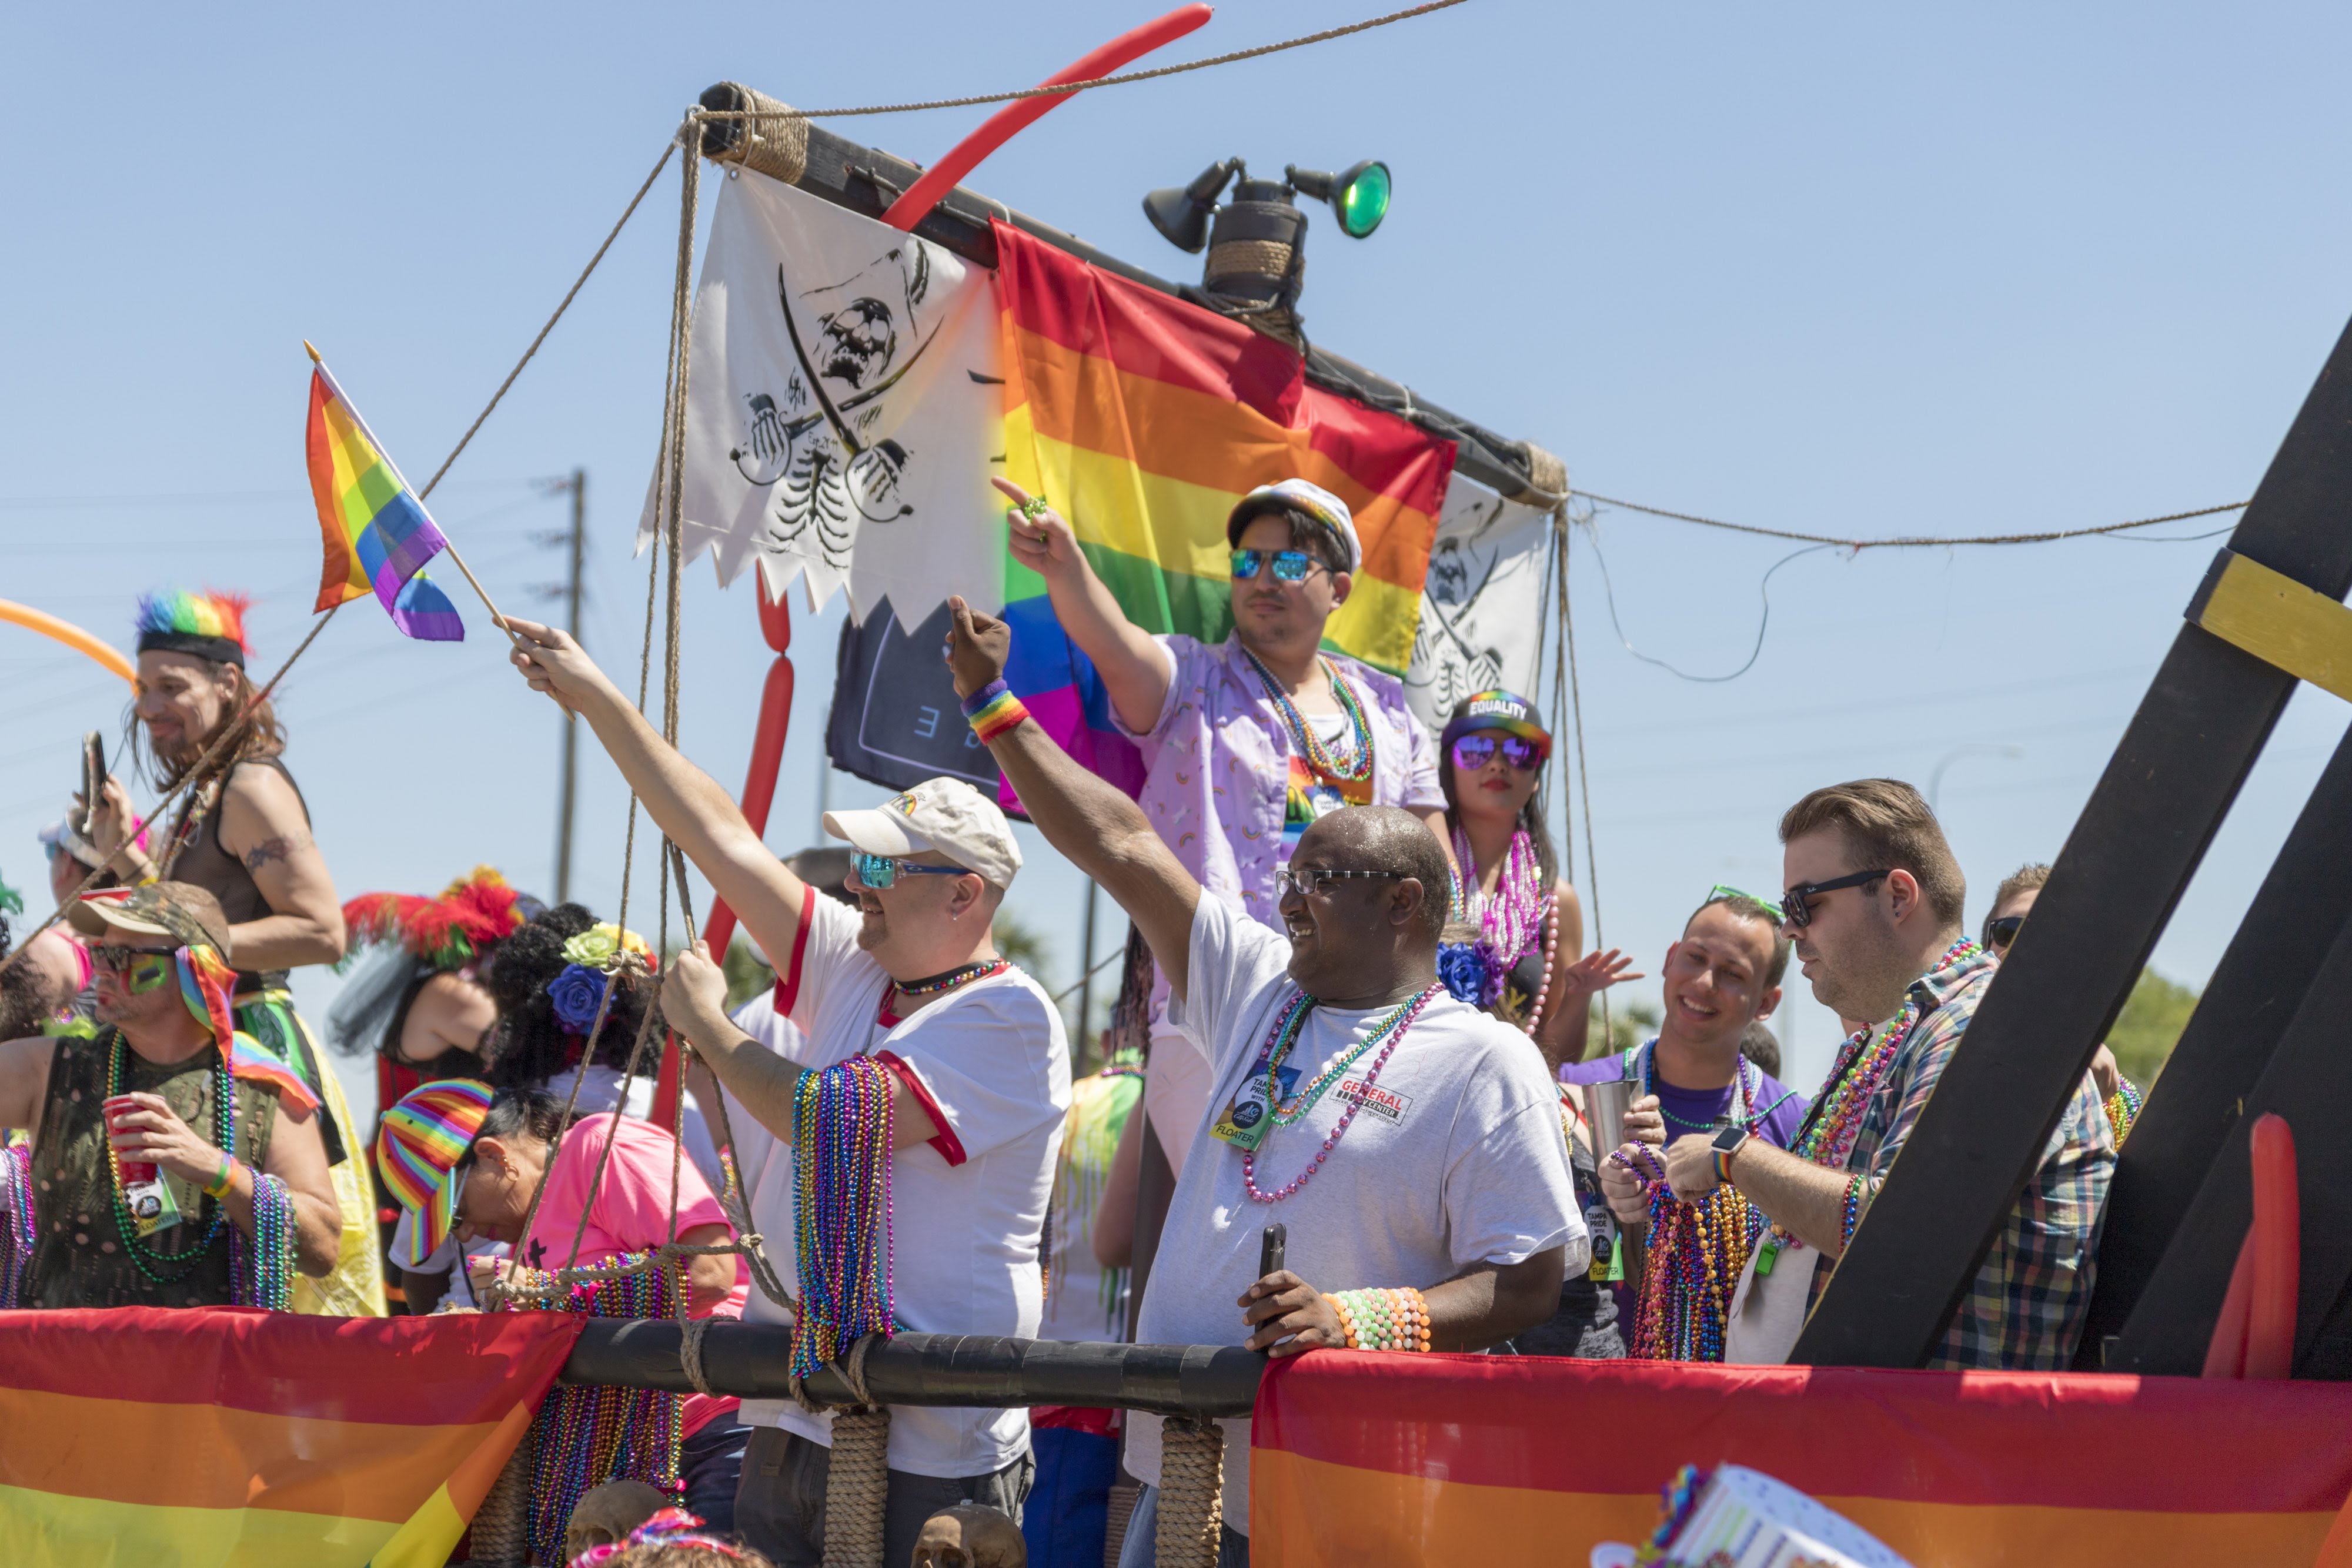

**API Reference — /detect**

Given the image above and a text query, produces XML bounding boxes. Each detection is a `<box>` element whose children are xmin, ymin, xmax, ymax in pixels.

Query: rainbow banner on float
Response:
<box><xmin>305</xmin><ymin>362</ymin><xmax>464</xmax><ymax>641</ymax></box>
<box><xmin>1250</xmin><ymin>1353</ymin><xmax>2352</xmax><ymax>1567</ymax></box>
<box><xmin>0</xmin><ymin>1306</ymin><xmax>580</xmax><ymax>1565</ymax></box>
<box><xmin>989</xmin><ymin>219</ymin><xmax>1455</xmax><ymax>796</ymax></box>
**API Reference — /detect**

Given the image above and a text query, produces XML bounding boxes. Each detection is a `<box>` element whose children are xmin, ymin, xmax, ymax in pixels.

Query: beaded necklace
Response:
<box><xmin>1242</xmin><ymin>984</ymin><xmax>1442</xmax><ymax>1203</ymax></box>
<box><xmin>789</xmin><ymin>1054</ymin><xmax>898</xmax><ymax>1378</ymax></box>
<box><xmin>1635</xmin><ymin>1039</ymin><xmax>1760</xmax><ymax>1136</ymax></box>
<box><xmin>894</xmin><ymin>958</ymin><xmax>1011</xmax><ymax>997</ymax></box>
<box><xmin>1452</xmin><ymin>826</ymin><xmax>1548</xmax><ymax>969</ymax></box>
<box><xmin>0</xmin><ymin>1142</ymin><xmax>32</xmax><ymax>1310</ymax></box>
<box><xmin>1251</xmin><ymin>987</ymin><xmax>1418</xmax><ymax>1125</ymax></box>
<box><xmin>1244</xmin><ymin>647</ymin><xmax>1375</xmax><ymax>784</ymax></box>
<box><xmin>1750</xmin><ymin>937</ymin><xmax>1983</xmax><ymax>1274</ymax></box>
<box><xmin>103</xmin><ymin>1032</ymin><xmax>235</xmax><ymax>1285</ymax></box>
<box><xmin>2104</xmin><ymin>1080</ymin><xmax>2144</xmax><ymax>1145</ymax></box>
<box><xmin>1631</xmin><ymin>1177</ymin><xmax>1755</xmax><ymax>1362</ymax></box>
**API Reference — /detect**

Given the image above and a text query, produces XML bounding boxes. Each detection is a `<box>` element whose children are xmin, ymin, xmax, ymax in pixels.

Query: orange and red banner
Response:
<box><xmin>1252</xmin><ymin>1352</ymin><xmax>2352</xmax><ymax>1566</ymax></box>
<box><xmin>0</xmin><ymin>1306</ymin><xmax>582</xmax><ymax>1566</ymax></box>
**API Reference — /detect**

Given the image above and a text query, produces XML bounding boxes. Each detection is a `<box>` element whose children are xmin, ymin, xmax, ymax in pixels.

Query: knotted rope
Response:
<box><xmin>1156</xmin><ymin>1416</ymin><xmax>1226</xmax><ymax>1568</ymax></box>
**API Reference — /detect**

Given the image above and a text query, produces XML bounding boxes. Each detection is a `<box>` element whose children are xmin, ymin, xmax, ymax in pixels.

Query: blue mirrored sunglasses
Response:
<box><xmin>1230</xmin><ymin>548</ymin><xmax>1327</xmax><ymax>583</ymax></box>
<box><xmin>850</xmin><ymin>851</ymin><xmax>970</xmax><ymax>890</ymax></box>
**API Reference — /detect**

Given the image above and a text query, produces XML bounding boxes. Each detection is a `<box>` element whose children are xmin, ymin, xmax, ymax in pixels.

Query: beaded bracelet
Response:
<box><xmin>960</xmin><ymin>678</ymin><xmax>1030</xmax><ymax>744</ymax></box>
<box><xmin>1329</xmin><ymin>1286</ymin><xmax>1432</xmax><ymax>1352</ymax></box>
<box><xmin>1838</xmin><ymin>1174</ymin><xmax>1868</xmax><ymax>1251</ymax></box>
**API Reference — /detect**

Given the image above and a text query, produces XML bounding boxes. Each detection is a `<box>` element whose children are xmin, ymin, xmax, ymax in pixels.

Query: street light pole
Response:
<box><xmin>554</xmin><ymin>467</ymin><xmax>586</xmax><ymax>902</ymax></box>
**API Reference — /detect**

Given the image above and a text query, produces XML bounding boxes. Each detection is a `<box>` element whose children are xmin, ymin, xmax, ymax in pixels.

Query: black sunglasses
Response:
<box><xmin>1985</xmin><ymin>914</ymin><xmax>2026</xmax><ymax>951</ymax></box>
<box><xmin>1780</xmin><ymin>868</ymin><xmax>1892</xmax><ymax>928</ymax></box>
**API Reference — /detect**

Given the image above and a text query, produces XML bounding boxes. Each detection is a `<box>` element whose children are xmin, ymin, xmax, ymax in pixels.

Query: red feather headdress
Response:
<box><xmin>342</xmin><ymin>866</ymin><xmax>526</xmax><ymax>971</ymax></box>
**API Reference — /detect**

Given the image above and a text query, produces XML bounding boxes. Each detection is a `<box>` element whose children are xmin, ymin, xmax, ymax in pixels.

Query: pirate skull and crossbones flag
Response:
<box><xmin>639</xmin><ymin>166</ymin><xmax>1004</xmax><ymax>627</ymax></box>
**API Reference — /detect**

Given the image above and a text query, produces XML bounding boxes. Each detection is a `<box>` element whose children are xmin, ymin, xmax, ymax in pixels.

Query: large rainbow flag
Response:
<box><xmin>305</xmin><ymin>363</ymin><xmax>464</xmax><ymax>641</ymax></box>
<box><xmin>990</xmin><ymin>219</ymin><xmax>1455</xmax><ymax>797</ymax></box>
<box><xmin>0</xmin><ymin>1306</ymin><xmax>580</xmax><ymax>1565</ymax></box>
<box><xmin>1251</xmin><ymin>1352</ymin><xmax>2352</xmax><ymax>1566</ymax></box>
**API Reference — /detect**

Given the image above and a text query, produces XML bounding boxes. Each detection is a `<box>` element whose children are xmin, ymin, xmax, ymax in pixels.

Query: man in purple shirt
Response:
<box><xmin>994</xmin><ymin>474</ymin><xmax>1449</xmax><ymax>1159</ymax></box>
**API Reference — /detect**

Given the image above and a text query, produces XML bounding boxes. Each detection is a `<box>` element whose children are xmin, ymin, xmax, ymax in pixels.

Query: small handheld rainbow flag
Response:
<box><xmin>304</xmin><ymin>347</ymin><xmax>464</xmax><ymax>641</ymax></box>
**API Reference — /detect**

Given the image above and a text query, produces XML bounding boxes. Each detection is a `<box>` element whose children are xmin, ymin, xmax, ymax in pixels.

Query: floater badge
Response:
<box><xmin>1211</xmin><ymin>1058</ymin><xmax>1299</xmax><ymax>1153</ymax></box>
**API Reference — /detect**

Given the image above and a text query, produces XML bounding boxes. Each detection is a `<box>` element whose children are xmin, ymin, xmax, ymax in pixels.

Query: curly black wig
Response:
<box><xmin>481</xmin><ymin>902</ymin><xmax>663</xmax><ymax>1091</ymax></box>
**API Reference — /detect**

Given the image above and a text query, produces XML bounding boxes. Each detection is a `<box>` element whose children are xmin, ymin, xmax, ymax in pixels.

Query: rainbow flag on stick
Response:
<box><xmin>990</xmin><ymin>219</ymin><xmax>1455</xmax><ymax>798</ymax></box>
<box><xmin>305</xmin><ymin>349</ymin><xmax>464</xmax><ymax>641</ymax></box>
<box><xmin>1251</xmin><ymin>1352</ymin><xmax>2352</xmax><ymax>1567</ymax></box>
<box><xmin>0</xmin><ymin>1306</ymin><xmax>580</xmax><ymax>1565</ymax></box>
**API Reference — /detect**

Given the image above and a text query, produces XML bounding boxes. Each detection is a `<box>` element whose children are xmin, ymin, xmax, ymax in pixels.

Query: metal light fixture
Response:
<box><xmin>1141</xmin><ymin>155</ymin><xmax>1391</xmax><ymax>324</ymax></box>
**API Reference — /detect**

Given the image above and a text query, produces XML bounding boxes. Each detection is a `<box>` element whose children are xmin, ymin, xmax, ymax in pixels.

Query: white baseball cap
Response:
<box><xmin>823</xmin><ymin>777</ymin><xmax>1023</xmax><ymax>891</ymax></box>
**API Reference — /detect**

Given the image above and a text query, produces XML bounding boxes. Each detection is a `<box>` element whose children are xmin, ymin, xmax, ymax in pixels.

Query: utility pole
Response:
<box><xmin>1075</xmin><ymin>878</ymin><xmax>1100</xmax><ymax>1057</ymax></box>
<box><xmin>554</xmin><ymin>467</ymin><xmax>586</xmax><ymax>902</ymax></box>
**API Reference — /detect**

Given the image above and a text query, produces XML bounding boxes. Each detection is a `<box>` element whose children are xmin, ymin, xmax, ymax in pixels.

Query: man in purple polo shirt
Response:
<box><xmin>994</xmin><ymin>474</ymin><xmax>1448</xmax><ymax>1163</ymax></box>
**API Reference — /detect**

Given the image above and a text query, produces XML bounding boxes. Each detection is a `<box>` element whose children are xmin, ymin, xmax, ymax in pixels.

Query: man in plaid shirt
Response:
<box><xmin>1651</xmin><ymin>778</ymin><xmax>2113</xmax><ymax>1368</ymax></box>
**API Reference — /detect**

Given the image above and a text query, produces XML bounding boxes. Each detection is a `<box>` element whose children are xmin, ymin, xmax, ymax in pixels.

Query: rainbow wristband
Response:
<box><xmin>961</xmin><ymin>678</ymin><xmax>1029</xmax><ymax>744</ymax></box>
<box><xmin>203</xmin><ymin>1154</ymin><xmax>238</xmax><ymax>1201</ymax></box>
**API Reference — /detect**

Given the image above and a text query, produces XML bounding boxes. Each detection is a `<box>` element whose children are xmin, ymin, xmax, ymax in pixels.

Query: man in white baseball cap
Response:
<box><xmin>991</xmin><ymin>472</ymin><xmax>1449</xmax><ymax>1188</ymax></box>
<box><xmin>502</xmin><ymin>623</ymin><xmax>1071</xmax><ymax>1568</ymax></box>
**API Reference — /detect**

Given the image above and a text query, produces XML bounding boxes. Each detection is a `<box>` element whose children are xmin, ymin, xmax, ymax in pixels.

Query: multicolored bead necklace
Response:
<box><xmin>103</xmin><ymin>1032</ymin><xmax>235</xmax><ymax>1286</ymax></box>
<box><xmin>789</xmin><ymin>1055</ymin><xmax>898</xmax><ymax>1378</ymax></box>
<box><xmin>1242</xmin><ymin>984</ymin><xmax>1442</xmax><ymax>1203</ymax></box>
<box><xmin>2104</xmin><ymin>1079</ymin><xmax>2144</xmax><ymax>1145</ymax></box>
<box><xmin>1245</xmin><ymin>648</ymin><xmax>1375</xmax><ymax>784</ymax></box>
<box><xmin>1631</xmin><ymin>1176</ymin><xmax>1755</xmax><ymax>1362</ymax></box>
<box><xmin>1635</xmin><ymin>1039</ymin><xmax>1763</xmax><ymax>1137</ymax></box>
<box><xmin>0</xmin><ymin>1143</ymin><xmax>33</xmax><ymax>1310</ymax></box>
<box><xmin>232</xmin><ymin>1171</ymin><xmax>297</xmax><ymax>1310</ymax></box>
<box><xmin>1451</xmin><ymin>825</ymin><xmax>1548</xmax><ymax>974</ymax></box>
<box><xmin>1750</xmin><ymin>937</ymin><xmax>1983</xmax><ymax>1275</ymax></box>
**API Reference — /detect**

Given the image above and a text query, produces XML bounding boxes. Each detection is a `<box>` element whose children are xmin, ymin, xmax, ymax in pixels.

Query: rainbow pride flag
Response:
<box><xmin>1250</xmin><ymin>1352</ymin><xmax>2352</xmax><ymax>1566</ymax></box>
<box><xmin>990</xmin><ymin>219</ymin><xmax>1455</xmax><ymax>797</ymax></box>
<box><xmin>0</xmin><ymin>1306</ymin><xmax>580</xmax><ymax>1564</ymax></box>
<box><xmin>305</xmin><ymin>364</ymin><xmax>463</xmax><ymax>641</ymax></box>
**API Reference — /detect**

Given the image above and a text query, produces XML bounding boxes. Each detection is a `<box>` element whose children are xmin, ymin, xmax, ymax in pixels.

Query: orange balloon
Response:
<box><xmin>0</xmin><ymin>598</ymin><xmax>136</xmax><ymax>684</ymax></box>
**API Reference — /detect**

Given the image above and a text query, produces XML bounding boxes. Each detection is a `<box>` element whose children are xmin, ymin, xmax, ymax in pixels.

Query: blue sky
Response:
<box><xmin>6</xmin><ymin>2</ymin><xmax>2350</xmax><ymax>1111</ymax></box>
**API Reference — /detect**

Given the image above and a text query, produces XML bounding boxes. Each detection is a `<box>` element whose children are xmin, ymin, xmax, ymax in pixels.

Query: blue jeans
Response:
<box><xmin>1115</xmin><ymin>1483</ymin><xmax>1250</xmax><ymax>1568</ymax></box>
<box><xmin>681</xmin><ymin>1419</ymin><xmax>751</xmax><ymax>1533</ymax></box>
<box><xmin>1023</xmin><ymin>1428</ymin><xmax>1118</xmax><ymax>1568</ymax></box>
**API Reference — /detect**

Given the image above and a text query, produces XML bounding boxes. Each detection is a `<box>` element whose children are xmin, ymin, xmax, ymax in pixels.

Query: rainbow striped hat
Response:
<box><xmin>1439</xmin><ymin>688</ymin><xmax>1552</xmax><ymax>764</ymax></box>
<box><xmin>376</xmin><ymin>1079</ymin><xmax>495</xmax><ymax>1268</ymax></box>
<box><xmin>134</xmin><ymin>589</ymin><xmax>252</xmax><ymax>667</ymax></box>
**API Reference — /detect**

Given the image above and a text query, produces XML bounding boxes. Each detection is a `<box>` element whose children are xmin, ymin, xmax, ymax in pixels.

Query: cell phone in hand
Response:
<box><xmin>1259</xmin><ymin>1222</ymin><xmax>1286</xmax><ymax>1281</ymax></box>
<box><xmin>80</xmin><ymin>731</ymin><xmax>104</xmax><ymax>836</ymax></box>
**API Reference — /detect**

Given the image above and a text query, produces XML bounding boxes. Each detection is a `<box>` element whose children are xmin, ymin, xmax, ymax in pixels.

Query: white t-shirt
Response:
<box><xmin>1128</xmin><ymin>896</ymin><xmax>1585</xmax><ymax>1533</ymax></box>
<box><xmin>729</xmin><ymin>887</ymin><xmax>1071</xmax><ymax>1478</ymax></box>
<box><xmin>1142</xmin><ymin>1021</ymin><xmax>1215</xmax><ymax>1183</ymax></box>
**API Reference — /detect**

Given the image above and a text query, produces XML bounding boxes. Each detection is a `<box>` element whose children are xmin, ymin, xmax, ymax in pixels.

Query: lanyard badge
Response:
<box><xmin>1211</xmin><ymin>1054</ymin><xmax>1299</xmax><ymax>1152</ymax></box>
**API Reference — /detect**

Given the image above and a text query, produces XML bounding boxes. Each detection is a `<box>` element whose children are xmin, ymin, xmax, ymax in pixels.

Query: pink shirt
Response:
<box><xmin>520</xmin><ymin>1115</ymin><xmax>749</xmax><ymax>1435</ymax></box>
<box><xmin>1121</xmin><ymin>632</ymin><xmax>1445</xmax><ymax>932</ymax></box>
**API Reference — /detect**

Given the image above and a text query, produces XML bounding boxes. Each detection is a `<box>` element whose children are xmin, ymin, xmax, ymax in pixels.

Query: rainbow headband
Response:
<box><xmin>135</xmin><ymin>589</ymin><xmax>252</xmax><ymax>667</ymax></box>
<box><xmin>1440</xmin><ymin>689</ymin><xmax>1552</xmax><ymax>763</ymax></box>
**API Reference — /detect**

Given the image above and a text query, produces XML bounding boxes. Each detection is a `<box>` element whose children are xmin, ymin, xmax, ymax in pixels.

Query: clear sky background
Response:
<box><xmin>6</xmin><ymin>2</ymin><xmax>2351</xmax><ymax>1118</ymax></box>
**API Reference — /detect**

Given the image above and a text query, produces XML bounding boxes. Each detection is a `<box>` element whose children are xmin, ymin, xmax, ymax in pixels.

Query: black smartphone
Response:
<box><xmin>1259</xmin><ymin>1222</ymin><xmax>1287</xmax><ymax>1281</ymax></box>
<box><xmin>80</xmin><ymin>731</ymin><xmax>104</xmax><ymax>835</ymax></box>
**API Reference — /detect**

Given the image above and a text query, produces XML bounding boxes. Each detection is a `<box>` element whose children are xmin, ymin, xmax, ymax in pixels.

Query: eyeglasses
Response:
<box><xmin>1230</xmin><ymin>548</ymin><xmax>1330</xmax><ymax>584</ymax></box>
<box><xmin>850</xmin><ymin>852</ymin><xmax>971</xmax><ymax>891</ymax></box>
<box><xmin>1985</xmin><ymin>914</ymin><xmax>2026</xmax><ymax>952</ymax></box>
<box><xmin>1706</xmin><ymin>884</ymin><xmax>1788</xmax><ymax>924</ymax></box>
<box><xmin>1277</xmin><ymin>866</ymin><xmax>1405</xmax><ymax>898</ymax></box>
<box><xmin>1450</xmin><ymin>734</ymin><xmax>1545</xmax><ymax>773</ymax></box>
<box><xmin>1780</xmin><ymin>869</ymin><xmax>1892</xmax><ymax>928</ymax></box>
<box><xmin>91</xmin><ymin>944</ymin><xmax>175</xmax><ymax>992</ymax></box>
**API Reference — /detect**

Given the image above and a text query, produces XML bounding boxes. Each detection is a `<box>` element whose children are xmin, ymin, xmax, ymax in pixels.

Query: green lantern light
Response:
<box><xmin>1287</xmin><ymin>160</ymin><xmax>1392</xmax><ymax>239</ymax></box>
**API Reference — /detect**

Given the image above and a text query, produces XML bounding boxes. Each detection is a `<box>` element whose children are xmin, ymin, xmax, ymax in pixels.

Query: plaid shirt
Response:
<box><xmin>1808</xmin><ymin>945</ymin><xmax>2116</xmax><ymax>1370</ymax></box>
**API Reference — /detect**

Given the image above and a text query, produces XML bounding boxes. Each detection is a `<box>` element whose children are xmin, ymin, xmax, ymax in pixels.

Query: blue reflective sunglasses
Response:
<box><xmin>1230</xmin><ymin>548</ymin><xmax>1328</xmax><ymax>584</ymax></box>
<box><xmin>850</xmin><ymin>851</ymin><xmax>970</xmax><ymax>890</ymax></box>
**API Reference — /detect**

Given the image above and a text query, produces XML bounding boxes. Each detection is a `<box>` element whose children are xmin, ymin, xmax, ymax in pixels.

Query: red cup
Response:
<box><xmin>103</xmin><ymin>1095</ymin><xmax>157</xmax><ymax>1186</ymax></box>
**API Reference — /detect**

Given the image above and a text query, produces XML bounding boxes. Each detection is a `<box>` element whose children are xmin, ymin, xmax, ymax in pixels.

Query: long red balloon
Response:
<box><xmin>2244</xmin><ymin>1111</ymin><xmax>2300</xmax><ymax>1379</ymax></box>
<box><xmin>881</xmin><ymin>5</ymin><xmax>1214</xmax><ymax>232</ymax></box>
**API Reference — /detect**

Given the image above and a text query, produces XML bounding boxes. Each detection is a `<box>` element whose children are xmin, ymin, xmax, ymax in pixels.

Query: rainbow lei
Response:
<box><xmin>790</xmin><ymin>1055</ymin><xmax>898</xmax><ymax>1378</ymax></box>
<box><xmin>1750</xmin><ymin>937</ymin><xmax>1983</xmax><ymax>1275</ymax></box>
<box><xmin>1245</xmin><ymin>648</ymin><xmax>1375</xmax><ymax>784</ymax></box>
<box><xmin>960</xmin><ymin>678</ymin><xmax>1030</xmax><ymax>745</ymax></box>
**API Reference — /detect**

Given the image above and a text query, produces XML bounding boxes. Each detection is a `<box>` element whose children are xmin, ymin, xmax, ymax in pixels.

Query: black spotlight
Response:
<box><xmin>1141</xmin><ymin>158</ymin><xmax>1240</xmax><ymax>254</ymax></box>
<box><xmin>1284</xmin><ymin>160</ymin><xmax>1392</xmax><ymax>239</ymax></box>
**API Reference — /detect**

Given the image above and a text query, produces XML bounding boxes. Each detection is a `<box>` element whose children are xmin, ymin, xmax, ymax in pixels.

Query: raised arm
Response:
<box><xmin>945</xmin><ymin>596</ymin><xmax>1202</xmax><ymax>1000</ymax></box>
<box><xmin>995</xmin><ymin>478</ymin><xmax>1171</xmax><ymax>737</ymax></box>
<box><xmin>215</xmin><ymin>765</ymin><xmax>345</xmax><ymax>969</ymax></box>
<box><xmin>505</xmin><ymin>617</ymin><xmax>807</xmax><ymax>971</ymax></box>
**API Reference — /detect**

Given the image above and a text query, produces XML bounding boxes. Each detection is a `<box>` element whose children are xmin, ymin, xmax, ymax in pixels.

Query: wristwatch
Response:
<box><xmin>1709</xmin><ymin>1124</ymin><xmax>1749</xmax><ymax>1184</ymax></box>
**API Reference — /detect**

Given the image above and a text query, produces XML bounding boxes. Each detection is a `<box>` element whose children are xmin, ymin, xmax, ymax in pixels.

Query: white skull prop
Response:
<box><xmin>911</xmin><ymin>1505</ymin><xmax>1027</xmax><ymax>1568</ymax></box>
